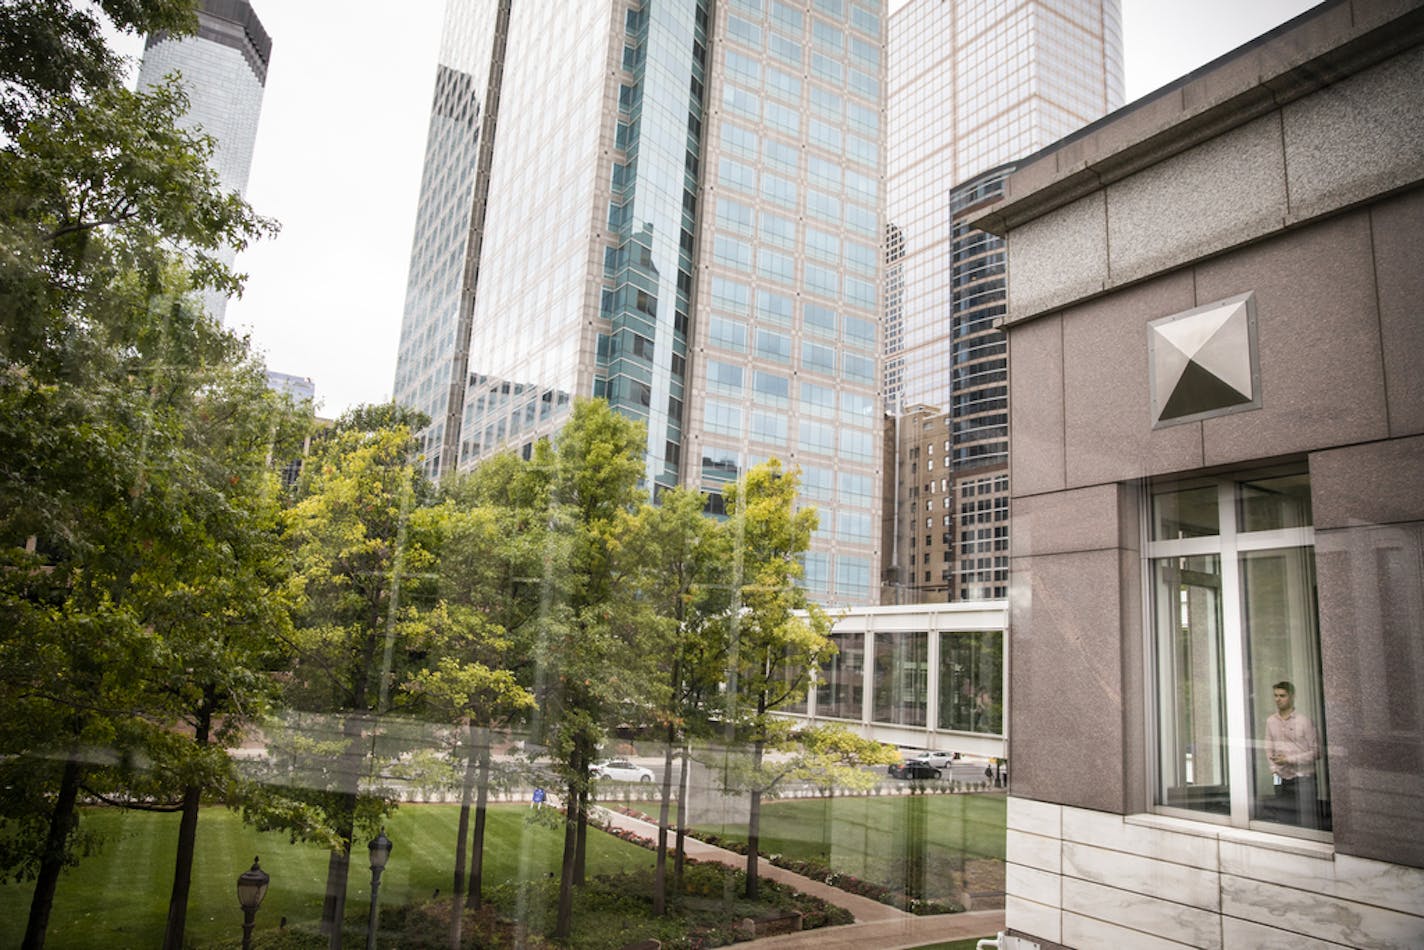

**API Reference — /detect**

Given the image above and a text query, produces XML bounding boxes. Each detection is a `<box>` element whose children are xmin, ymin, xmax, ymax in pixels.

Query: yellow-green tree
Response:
<box><xmin>722</xmin><ymin>460</ymin><xmax>836</xmax><ymax>900</ymax></box>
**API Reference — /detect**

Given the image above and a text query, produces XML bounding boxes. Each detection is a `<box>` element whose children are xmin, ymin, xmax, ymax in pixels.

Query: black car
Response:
<box><xmin>887</xmin><ymin>760</ymin><xmax>941</xmax><ymax>780</ymax></box>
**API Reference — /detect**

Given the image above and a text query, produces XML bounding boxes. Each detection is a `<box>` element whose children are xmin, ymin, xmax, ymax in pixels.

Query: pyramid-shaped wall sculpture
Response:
<box><xmin>1149</xmin><ymin>293</ymin><xmax>1259</xmax><ymax>427</ymax></box>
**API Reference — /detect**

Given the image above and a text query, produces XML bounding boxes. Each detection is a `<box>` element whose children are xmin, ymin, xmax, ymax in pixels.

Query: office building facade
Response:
<box><xmin>976</xmin><ymin>2</ymin><xmax>1424</xmax><ymax>944</ymax></box>
<box><xmin>137</xmin><ymin>0</ymin><xmax>271</xmax><ymax>324</ymax></box>
<box><xmin>881</xmin><ymin>0</ymin><xmax>1122</xmax><ymax>603</ymax></box>
<box><xmin>394</xmin><ymin>0</ymin><xmax>886</xmax><ymax>605</ymax></box>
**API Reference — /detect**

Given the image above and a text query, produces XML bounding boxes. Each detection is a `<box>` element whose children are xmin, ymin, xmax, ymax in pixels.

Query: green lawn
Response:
<box><xmin>0</xmin><ymin>804</ymin><xmax>656</xmax><ymax>948</ymax></box>
<box><xmin>696</xmin><ymin>793</ymin><xmax>1006</xmax><ymax>903</ymax></box>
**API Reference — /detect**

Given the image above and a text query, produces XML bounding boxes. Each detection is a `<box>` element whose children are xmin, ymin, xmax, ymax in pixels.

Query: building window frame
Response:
<box><xmin>1145</xmin><ymin>463</ymin><xmax>1330</xmax><ymax>840</ymax></box>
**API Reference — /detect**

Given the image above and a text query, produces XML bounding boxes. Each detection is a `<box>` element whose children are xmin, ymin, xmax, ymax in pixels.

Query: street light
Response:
<box><xmin>366</xmin><ymin>829</ymin><xmax>393</xmax><ymax>950</ymax></box>
<box><xmin>236</xmin><ymin>856</ymin><xmax>270</xmax><ymax>950</ymax></box>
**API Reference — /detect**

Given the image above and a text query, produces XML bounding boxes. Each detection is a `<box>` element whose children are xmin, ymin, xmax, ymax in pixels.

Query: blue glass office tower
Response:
<box><xmin>395</xmin><ymin>0</ymin><xmax>886</xmax><ymax>605</ymax></box>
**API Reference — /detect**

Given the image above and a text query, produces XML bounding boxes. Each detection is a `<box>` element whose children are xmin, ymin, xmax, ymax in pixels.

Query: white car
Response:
<box><xmin>589</xmin><ymin>759</ymin><xmax>654</xmax><ymax>783</ymax></box>
<box><xmin>908</xmin><ymin>750</ymin><xmax>958</xmax><ymax>769</ymax></box>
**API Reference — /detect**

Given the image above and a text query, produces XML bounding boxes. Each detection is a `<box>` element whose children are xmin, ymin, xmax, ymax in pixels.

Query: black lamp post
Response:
<box><xmin>236</xmin><ymin>856</ymin><xmax>270</xmax><ymax>950</ymax></box>
<box><xmin>366</xmin><ymin>829</ymin><xmax>393</xmax><ymax>950</ymax></box>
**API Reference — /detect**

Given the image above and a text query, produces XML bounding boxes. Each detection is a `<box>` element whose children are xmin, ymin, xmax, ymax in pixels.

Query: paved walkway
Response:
<box><xmin>594</xmin><ymin>806</ymin><xmax>1005</xmax><ymax>946</ymax></box>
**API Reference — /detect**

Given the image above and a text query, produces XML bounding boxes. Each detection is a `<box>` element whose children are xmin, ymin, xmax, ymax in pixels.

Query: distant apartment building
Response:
<box><xmin>394</xmin><ymin>0</ymin><xmax>886</xmax><ymax>605</ymax></box>
<box><xmin>881</xmin><ymin>0</ymin><xmax>1123</xmax><ymax>603</ymax></box>
<box><xmin>137</xmin><ymin>0</ymin><xmax>271</xmax><ymax>324</ymax></box>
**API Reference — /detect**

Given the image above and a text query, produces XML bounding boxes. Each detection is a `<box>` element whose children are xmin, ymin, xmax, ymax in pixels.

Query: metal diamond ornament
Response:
<box><xmin>1149</xmin><ymin>292</ymin><xmax>1260</xmax><ymax>427</ymax></box>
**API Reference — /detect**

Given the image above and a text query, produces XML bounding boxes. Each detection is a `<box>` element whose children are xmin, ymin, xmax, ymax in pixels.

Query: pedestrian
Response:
<box><xmin>532</xmin><ymin>786</ymin><xmax>546</xmax><ymax>809</ymax></box>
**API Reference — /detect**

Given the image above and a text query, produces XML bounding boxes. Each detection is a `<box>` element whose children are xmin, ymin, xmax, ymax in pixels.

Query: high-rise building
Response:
<box><xmin>881</xmin><ymin>0</ymin><xmax>1123</xmax><ymax>602</ymax></box>
<box><xmin>137</xmin><ymin>0</ymin><xmax>271</xmax><ymax>324</ymax></box>
<box><xmin>394</xmin><ymin>0</ymin><xmax>886</xmax><ymax>605</ymax></box>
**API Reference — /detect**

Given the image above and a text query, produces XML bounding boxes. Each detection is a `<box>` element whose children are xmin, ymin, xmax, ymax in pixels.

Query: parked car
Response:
<box><xmin>909</xmin><ymin>750</ymin><xmax>958</xmax><ymax>769</ymax></box>
<box><xmin>887</xmin><ymin>760</ymin><xmax>942</xmax><ymax>780</ymax></box>
<box><xmin>589</xmin><ymin>759</ymin><xmax>654</xmax><ymax>783</ymax></box>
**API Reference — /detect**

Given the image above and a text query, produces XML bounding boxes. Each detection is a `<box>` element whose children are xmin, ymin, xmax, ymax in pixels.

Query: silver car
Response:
<box><xmin>589</xmin><ymin>759</ymin><xmax>654</xmax><ymax>783</ymax></box>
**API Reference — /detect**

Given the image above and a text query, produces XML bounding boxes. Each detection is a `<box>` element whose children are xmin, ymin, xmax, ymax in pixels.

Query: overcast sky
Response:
<box><xmin>117</xmin><ymin>0</ymin><xmax>1321</xmax><ymax>418</ymax></box>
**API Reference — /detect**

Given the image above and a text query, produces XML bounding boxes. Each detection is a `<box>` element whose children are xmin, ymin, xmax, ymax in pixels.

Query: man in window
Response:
<box><xmin>1266</xmin><ymin>680</ymin><xmax>1321</xmax><ymax>828</ymax></box>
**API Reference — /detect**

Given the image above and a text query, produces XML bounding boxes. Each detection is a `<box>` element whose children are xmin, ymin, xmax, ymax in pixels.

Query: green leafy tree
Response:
<box><xmin>627</xmin><ymin>485</ymin><xmax>732</xmax><ymax>913</ymax></box>
<box><xmin>268</xmin><ymin>417</ymin><xmax>439</xmax><ymax>948</ymax></box>
<box><xmin>403</xmin><ymin>467</ymin><xmax>540</xmax><ymax>947</ymax></box>
<box><xmin>721</xmin><ymin>459</ymin><xmax>836</xmax><ymax>900</ymax></box>
<box><xmin>0</xmin><ymin>5</ymin><xmax>285</xmax><ymax>948</ymax></box>
<box><xmin>519</xmin><ymin>399</ymin><xmax>652</xmax><ymax>939</ymax></box>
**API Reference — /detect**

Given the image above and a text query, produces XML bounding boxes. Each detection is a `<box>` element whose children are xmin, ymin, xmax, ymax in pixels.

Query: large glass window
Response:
<box><xmin>872</xmin><ymin>631</ymin><xmax>927</xmax><ymax>726</ymax></box>
<box><xmin>938</xmin><ymin>631</ymin><xmax>1003</xmax><ymax>734</ymax></box>
<box><xmin>1149</xmin><ymin>466</ymin><xmax>1329</xmax><ymax>834</ymax></box>
<box><xmin>816</xmin><ymin>631</ymin><xmax>864</xmax><ymax>719</ymax></box>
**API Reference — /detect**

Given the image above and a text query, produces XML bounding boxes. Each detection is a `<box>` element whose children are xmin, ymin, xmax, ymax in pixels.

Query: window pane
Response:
<box><xmin>1243</xmin><ymin>547</ymin><xmax>1329</xmax><ymax>830</ymax></box>
<box><xmin>1238</xmin><ymin>473</ymin><xmax>1313</xmax><ymax>532</ymax></box>
<box><xmin>939</xmin><ymin>631</ymin><xmax>1003</xmax><ymax>734</ymax></box>
<box><xmin>1152</xmin><ymin>484</ymin><xmax>1218</xmax><ymax>540</ymax></box>
<box><xmin>872</xmin><ymin>631</ymin><xmax>927</xmax><ymax>726</ymax></box>
<box><xmin>816</xmin><ymin>631</ymin><xmax>864</xmax><ymax>719</ymax></box>
<box><xmin>1155</xmin><ymin>554</ymin><xmax>1230</xmax><ymax>815</ymax></box>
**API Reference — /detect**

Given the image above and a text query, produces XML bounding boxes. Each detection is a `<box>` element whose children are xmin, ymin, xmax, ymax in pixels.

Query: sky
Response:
<box><xmin>116</xmin><ymin>0</ymin><xmax>1322</xmax><ymax>418</ymax></box>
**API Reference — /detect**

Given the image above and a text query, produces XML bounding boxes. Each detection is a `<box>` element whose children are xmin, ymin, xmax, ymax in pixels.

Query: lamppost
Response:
<box><xmin>236</xmin><ymin>856</ymin><xmax>270</xmax><ymax>950</ymax></box>
<box><xmin>366</xmin><ymin>830</ymin><xmax>393</xmax><ymax>950</ymax></box>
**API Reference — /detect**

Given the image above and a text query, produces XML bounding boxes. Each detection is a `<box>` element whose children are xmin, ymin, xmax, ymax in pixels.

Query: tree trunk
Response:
<box><xmin>322</xmin><ymin>836</ymin><xmax>353</xmax><ymax>950</ymax></box>
<box><xmin>654</xmin><ymin>725</ymin><xmax>676</xmax><ymax>915</ymax></box>
<box><xmin>449</xmin><ymin>724</ymin><xmax>477</xmax><ymax>949</ymax></box>
<box><xmin>574</xmin><ymin>785</ymin><xmax>588</xmax><ymax>886</ymax></box>
<box><xmin>744</xmin><ymin>736</ymin><xmax>764</xmax><ymax>901</ymax></box>
<box><xmin>554</xmin><ymin>779</ymin><xmax>579</xmax><ymax>939</ymax></box>
<box><xmin>21</xmin><ymin>756</ymin><xmax>81</xmax><ymax>950</ymax></box>
<box><xmin>468</xmin><ymin>730</ymin><xmax>491</xmax><ymax>908</ymax></box>
<box><xmin>162</xmin><ymin>707</ymin><xmax>213</xmax><ymax>950</ymax></box>
<box><xmin>674</xmin><ymin>741</ymin><xmax>689</xmax><ymax>893</ymax></box>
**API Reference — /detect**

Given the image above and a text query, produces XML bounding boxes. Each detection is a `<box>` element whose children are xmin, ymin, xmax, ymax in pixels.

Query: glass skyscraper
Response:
<box><xmin>882</xmin><ymin>0</ymin><xmax>1124</xmax><ymax>602</ymax></box>
<box><xmin>137</xmin><ymin>0</ymin><xmax>271</xmax><ymax>324</ymax></box>
<box><xmin>394</xmin><ymin>0</ymin><xmax>885</xmax><ymax>606</ymax></box>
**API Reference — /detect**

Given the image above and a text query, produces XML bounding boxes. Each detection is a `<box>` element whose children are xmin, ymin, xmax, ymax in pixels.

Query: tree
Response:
<box><xmin>721</xmin><ymin>459</ymin><xmax>836</xmax><ymax>900</ymax></box>
<box><xmin>403</xmin><ymin>466</ymin><xmax>539</xmax><ymax>947</ymax></box>
<box><xmin>270</xmin><ymin>417</ymin><xmax>439</xmax><ymax>948</ymax></box>
<box><xmin>0</xmin><ymin>6</ymin><xmax>284</xmax><ymax>946</ymax></box>
<box><xmin>520</xmin><ymin>399</ymin><xmax>652</xmax><ymax>939</ymax></box>
<box><xmin>628</xmin><ymin>485</ymin><xmax>731</xmax><ymax>913</ymax></box>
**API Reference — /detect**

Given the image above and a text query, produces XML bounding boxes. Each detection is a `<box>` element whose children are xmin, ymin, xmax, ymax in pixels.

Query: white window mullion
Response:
<box><xmin>1217</xmin><ymin>481</ymin><xmax>1252</xmax><ymax>825</ymax></box>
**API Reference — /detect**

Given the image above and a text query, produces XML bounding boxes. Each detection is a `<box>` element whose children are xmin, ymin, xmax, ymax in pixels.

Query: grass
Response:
<box><xmin>0</xmin><ymin>804</ymin><xmax>656</xmax><ymax>948</ymax></box>
<box><xmin>693</xmin><ymin>793</ymin><xmax>1006</xmax><ymax>904</ymax></box>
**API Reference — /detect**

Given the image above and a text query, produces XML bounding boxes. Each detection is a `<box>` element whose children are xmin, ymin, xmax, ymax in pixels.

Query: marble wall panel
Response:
<box><xmin>1369</xmin><ymin>187</ymin><xmax>1424</xmax><ymax>438</ymax></box>
<box><xmin>1008</xmin><ymin>863</ymin><xmax>1062</xmax><ymax>908</ymax></box>
<box><xmin>1008</xmin><ymin>828</ymin><xmax>1063</xmax><ymax>874</ymax></box>
<box><xmin>1007</xmin><ymin>894</ymin><xmax>1062</xmax><ymax>945</ymax></box>
<box><xmin>1005</xmin><ymin>192</ymin><xmax>1108</xmax><ymax>323</ymax></box>
<box><xmin>1061</xmin><ymin>809</ymin><xmax>1221</xmax><ymax>870</ymax></box>
<box><xmin>1061</xmin><ymin>877</ymin><xmax>1222</xmax><ymax>949</ymax></box>
<box><xmin>1063</xmin><ymin>840</ymin><xmax>1220</xmax><ymax>910</ymax></box>
<box><xmin>1221</xmin><ymin>917</ymin><xmax>1354</xmax><ymax>950</ymax></box>
<box><xmin>1008</xmin><ymin>796</ymin><xmax>1064</xmax><ymax>839</ymax></box>
<box><xmin>1221</xmin><ymin>875</ymin><xmax>1424</xmax><ymax>948</ymax></box>
<box><xmin>1060</xmin><ymin>911</ymin><xmax>1202</xmax><ymax>950</ymax></box>
<box><xmin>1218</xmin><ymin>841</ymin><xmax>1424</xmax><ymax>916</ymax></box>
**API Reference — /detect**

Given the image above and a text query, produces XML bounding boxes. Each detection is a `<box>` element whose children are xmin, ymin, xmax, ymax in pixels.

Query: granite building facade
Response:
<box><xmin>975</xmin><ymin>1</ymin><xmax>1424</xmax><ymax>944</ymax></box>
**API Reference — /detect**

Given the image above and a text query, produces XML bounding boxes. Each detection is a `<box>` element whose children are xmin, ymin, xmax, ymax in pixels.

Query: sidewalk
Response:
<box><xmin>594</xmin><ymin>806</ymin><xmax>1005</xmax><ymax>945</ymax></box>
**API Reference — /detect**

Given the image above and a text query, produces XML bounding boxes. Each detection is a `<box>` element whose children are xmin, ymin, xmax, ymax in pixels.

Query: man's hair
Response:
<box><xmin>1273</xmin><ymin>680</ymin><xmax>1295</xmax><ymax>695</ymax></box>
